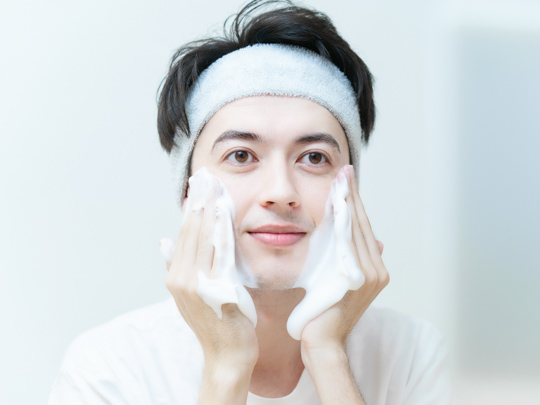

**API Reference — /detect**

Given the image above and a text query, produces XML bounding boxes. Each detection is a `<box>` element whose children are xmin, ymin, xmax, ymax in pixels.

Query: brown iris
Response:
<box><xmin>308</xmin><ymin>152</ymin><xmax>322</xmax><ymax>164</ymax></box>
<box><xmin>234</xmin><ymin>150</ymin><xmax>249</xmax><ymax>163</ymax></box>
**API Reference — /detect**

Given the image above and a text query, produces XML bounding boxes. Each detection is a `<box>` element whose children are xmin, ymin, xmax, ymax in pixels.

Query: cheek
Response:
<box><xmin>297</xmin><ymin>178</ymin><xmax>332</xmax><ymax>225</ymax></box>
<box><xmin>217</xmin><ymin>174</ymin><xmax>255</xmax><ymax>224</ymax></box>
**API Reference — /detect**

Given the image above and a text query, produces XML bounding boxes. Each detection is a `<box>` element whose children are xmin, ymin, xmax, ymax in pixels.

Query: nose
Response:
<box><xmin>257</xmin><ymin>164</ymin><xmax>300</xmax><ymax>209</ymax></box>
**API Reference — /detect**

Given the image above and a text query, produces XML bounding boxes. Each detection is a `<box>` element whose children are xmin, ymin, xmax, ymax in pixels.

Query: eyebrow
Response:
<box><xmin>211</xmin><ymin>130</ymin><xmax>263</xmax><ymax>152</ymax></box>
<box><xmin>293</xmin><ymin>133</ymin><xmax>341</xmax><ymax>153</ymax></box>
<box><xmin>211</xmin><ymin>130</ymin><xmax>341</xmax><ymax>153</ymax></box>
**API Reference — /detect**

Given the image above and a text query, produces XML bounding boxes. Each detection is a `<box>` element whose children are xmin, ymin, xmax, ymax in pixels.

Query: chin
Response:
<box><xmin>242</xmin><ymin>260</ymin><xmax>302</xmax><ymax>290</ymax></box>
<box><xmin>252</xmin><ymin>272</ymin><xmax>297</xmax><ymax>290</ymax></box>
<box><xmin>237</xmin><ymin>233</ymin><xmax>309</xmax><ymax>289</ymax></box>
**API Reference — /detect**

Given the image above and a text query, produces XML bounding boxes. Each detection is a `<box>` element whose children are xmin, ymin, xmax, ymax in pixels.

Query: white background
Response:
<box><xmin>1</xmin><ymin>0</ymin><xmax>539</xmax><ymax>403</ymax></box>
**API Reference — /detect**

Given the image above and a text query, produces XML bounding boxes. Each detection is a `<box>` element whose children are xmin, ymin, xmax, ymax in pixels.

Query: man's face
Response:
<box><xmin>190</xmin><ymin>96</ymin><xmax>350</xmax><ymax>289</ymax></box>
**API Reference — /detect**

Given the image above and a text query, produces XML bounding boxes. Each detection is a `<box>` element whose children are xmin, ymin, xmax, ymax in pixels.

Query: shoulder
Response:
<box><xmin>347</xmin><ymin>307</ymin><xmax>450</xmax><ymax>404</ymax></box>
<box><xmin>60</xmin><ymin>297</ymin><xmax>197</xmax><ymax>373</ymax></box>
<box><xmin>50</xmin><ymin>298</ymin><xmax>202</xmax><ymax>404</ymax></box>
<box><xmin>350</xmin><ymin>306</ymin><xmax>444</xmax><ymax>350</ymax></box>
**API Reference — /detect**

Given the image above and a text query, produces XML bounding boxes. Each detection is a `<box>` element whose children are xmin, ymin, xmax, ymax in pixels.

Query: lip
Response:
<box><xmin>248</xmin><ymin>224</ymin><xmax>307</xmax><ymax>247</ymax></box>
<box><xmin>250</xmin><ymin>224</ymin><xmax>306</xmax><ymax>233</ymax></box>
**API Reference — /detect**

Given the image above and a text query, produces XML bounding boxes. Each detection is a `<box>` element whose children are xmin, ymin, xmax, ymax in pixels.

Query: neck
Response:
<box><xmin>247</xmin><ymin>287</ymin><xmax>306</xmax><ymax>397</ymax></box>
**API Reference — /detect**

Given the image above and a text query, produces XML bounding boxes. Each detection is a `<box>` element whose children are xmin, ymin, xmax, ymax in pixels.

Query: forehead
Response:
<box><xmin>195</xmin><ymin>96</ymin><xmax>349</xmax><ymax>152</ymax></box>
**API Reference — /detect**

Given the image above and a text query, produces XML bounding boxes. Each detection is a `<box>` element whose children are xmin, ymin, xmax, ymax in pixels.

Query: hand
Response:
<box><xmin>164</xmin><ymin>192</ymin><xmax>259</xmax><ymax>371</ymax></box>
<box><xmin>300</xmin><ymin>165</ymin><xmax>389</xmax><ymax>356</ymax></box>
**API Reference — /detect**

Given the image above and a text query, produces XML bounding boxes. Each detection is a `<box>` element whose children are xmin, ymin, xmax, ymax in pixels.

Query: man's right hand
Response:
<box><xmin>164</xmin><ymin>193</ymin><xmax>258</xmax><ymax>404</ymax></box>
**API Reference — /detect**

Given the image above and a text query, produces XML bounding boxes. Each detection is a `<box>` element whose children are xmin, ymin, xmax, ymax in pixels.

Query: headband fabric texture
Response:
<box><xmin>170</xmin><ymin>43</ymin><xmax>362</xmax><ymax>205</ymax></box>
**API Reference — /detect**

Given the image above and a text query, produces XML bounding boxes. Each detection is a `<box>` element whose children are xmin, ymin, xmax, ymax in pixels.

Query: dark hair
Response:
<box><xmin>157</xmin><ymin>0</ymin><xmax>375</xmax><ymax>154</ymax></box>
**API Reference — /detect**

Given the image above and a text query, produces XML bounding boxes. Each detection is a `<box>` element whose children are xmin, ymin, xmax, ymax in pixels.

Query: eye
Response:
<box><xmin>233</xmin><ymin>150</ymin><xmax>249</xmax><ymax>163</ymax></box>
<box><xmin>300</xmin><ymin>152</ymin><xmax>329</xmax><ymax>165</ymax></box>
<box><xmin>308</xmin><ymin>152</ymin><xmax>323</xmax><ymax>164</ymax></box>
<box><xmin>225</xmin><ymin>149</ymin><xmax>255</xmax><ymax>164</ymax></box>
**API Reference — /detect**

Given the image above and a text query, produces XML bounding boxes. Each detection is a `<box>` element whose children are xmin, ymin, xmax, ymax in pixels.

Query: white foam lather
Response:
<box><xmin>160</xmin><ymin>167</ymin><xmax>364</xmax><ymax>340</ymax></box>
<box><xmin>161</xmin><ymin>168</ymin><xmax>257</xmax><ymax>327</ymax></box>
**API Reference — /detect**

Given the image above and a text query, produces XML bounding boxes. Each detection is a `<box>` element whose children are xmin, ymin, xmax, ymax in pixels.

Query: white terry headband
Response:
<box><xmin>170</xmin><ymin>43</ymin><xmax>362</xmax><ymax>204</ymax></box>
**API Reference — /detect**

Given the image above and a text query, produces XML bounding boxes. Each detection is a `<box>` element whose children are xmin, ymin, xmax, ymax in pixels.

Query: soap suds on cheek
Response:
<box><xmin>286</xmin><ymin>168</ymin><xmax>365</xmax><ymax>340</ymax></box>
<box><xmin>162</xmin><ymin>166</ymin><xmax>363</xmax><ymax>340</ymax></box>
<box><xmin>183</xmin><ymin>168</ymin><xmax>258</xmax><ymax>326</ymax></box>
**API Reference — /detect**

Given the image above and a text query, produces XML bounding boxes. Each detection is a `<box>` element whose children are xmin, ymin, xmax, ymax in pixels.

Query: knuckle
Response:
<box><xmin>380</xmin><ymin>270</ymin><xmax>390</xmax><ymax>286</ymax></box>
<box><xmin>165</xmin><ymin>274</ymin><xmax>191</xmax><ymax>295</ymax></box>
<box><xmin>363</xmin><ymin>270</ymin><xmax>377</xmax><ymax>286</ymax></box>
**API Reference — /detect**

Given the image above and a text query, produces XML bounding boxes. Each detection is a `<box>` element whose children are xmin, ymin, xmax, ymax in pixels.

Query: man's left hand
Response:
<box><xmin>300</xmin><ymin>164</ymin><xmax>389</xmax><ymax>355</ymax></box>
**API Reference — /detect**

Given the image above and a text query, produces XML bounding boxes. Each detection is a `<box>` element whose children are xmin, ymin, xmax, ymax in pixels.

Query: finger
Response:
<box><xmin>172</xmin><ymin>205</ymin><xmax>204</xmax><ymax>282</ymax></box>
<box><xmin>172</xmin><ymin>209</ymin><xmax>193</xmax><ymax>263</ymax></box>
<box><xmin>196</xmin><ymin>192</ymin><xmax>216</xmax><ymax>275</ymax></box>
<box><xmin>343</xmin><ymin>171</ymin><xmax>376</xmax><ymax>281</ymax></box>
<box><xmin>346</xmin><ymin>166</ymin><xmax>384</xmax><ymax>266</ymax></box>
<box><xmin>182</xmin><ymin>208</ymin><xmax>204</xmax><ymax>272</ymax></box>
<box><xmin>175</xmin><ymin>182</ymin><xmax>203</xmax><ymax>253</ymax></box>
<box><xmin>347</xmin><ymin>167</ymin><xmax>389</xmax><ymax>288</ymax></box>
<box><xmin>213</xmin><ymin>198</ymin><xmax>236</xmax><ymax>277</ymax></box>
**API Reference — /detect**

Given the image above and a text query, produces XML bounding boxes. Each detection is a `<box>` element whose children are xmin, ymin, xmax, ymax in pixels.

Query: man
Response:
<box><xmin>50</xmin><ymin>1</ymin><xmax>448</xmax><ymax>404</ymax></box>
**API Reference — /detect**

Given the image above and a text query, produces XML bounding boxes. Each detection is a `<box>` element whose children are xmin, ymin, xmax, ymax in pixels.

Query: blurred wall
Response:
<box><xmin>1</xmin><ymin>0</ymin><xmax>538</xmax><ymax>403</ymax></box>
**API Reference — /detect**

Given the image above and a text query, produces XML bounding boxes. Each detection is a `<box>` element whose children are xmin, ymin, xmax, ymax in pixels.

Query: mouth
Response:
<box><xmin>248</xmin><ymin>224</ymin><xmax>307</xmax><ymax>247</ymax></box>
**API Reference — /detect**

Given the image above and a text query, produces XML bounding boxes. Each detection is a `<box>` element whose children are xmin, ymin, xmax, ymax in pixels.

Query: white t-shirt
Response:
<box><xmin>49</xmin><ymin>298</ymin><xmax>450</xmax><ymax>404</ymax></box>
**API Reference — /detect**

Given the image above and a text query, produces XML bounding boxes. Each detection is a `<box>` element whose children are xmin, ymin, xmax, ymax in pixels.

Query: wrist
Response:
<box><xmin>301</xmin><ymin>342</ymin><xmax>348</xmax><ymax>372</ymax></box>
<box><xmin>205</xmin><ymin>352</ymin><xmax>257</xmax><ymax>376</ymax></box>
<box><xmin>204</xmin><ymin>360</ymin><xmax>254</xmax><ymax>385</ymax></box>
<box><xmin>199</xmin><ymin>360</ymin><xmax>254</xmax><ymax>405</ymax></box>
<box><xmin>301</xmin><ymin>345</ymin><xmax>365</xmax><ymax>405</ymax></box>
<box><xmin>204</xmin><ymin>345</ymin><xmax>258</xmax><ymax>370</ymax></box>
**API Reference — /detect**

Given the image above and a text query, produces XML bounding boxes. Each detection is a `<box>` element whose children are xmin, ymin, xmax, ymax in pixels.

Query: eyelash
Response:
<box><xmin>299</xmin><ymin>152</ymin><xmax>329</xmax><ymax>166</ymax></box>
<box><xmin>225</xmin><ymin>149</ymin><xmax>257</xmax><ymax>165</ymax></box>
<box><xmin>224</xmin><ymin>149</ymin><xmax>331</xmax><ymax>166</ymax></box>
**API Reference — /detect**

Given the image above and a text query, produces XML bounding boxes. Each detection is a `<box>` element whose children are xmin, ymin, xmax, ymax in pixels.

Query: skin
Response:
<box><xmin>192</xmin><ymin>96</ymin><xmax>350</xmax><ymax>289</ymax></box>
<box><xmin>165</xmin><ymin>96</ymin><xmax>389</xmax><ymax>404</ymax></box>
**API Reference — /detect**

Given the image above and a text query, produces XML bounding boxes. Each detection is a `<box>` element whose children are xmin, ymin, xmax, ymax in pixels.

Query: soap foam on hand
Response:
<box><xmin>160</xmin><ymin>167</ymin><xmax>257</xmax><ymax>327</ymax></box>
<box><xmin>286</xmin><ymin>167</ymin><xmax>365</xmax><ymax>340</ymax></box>
<box><xmin>160</xmin><ymin>166</ymin><xmax>363</xmax><ymax>339</ymax></box>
